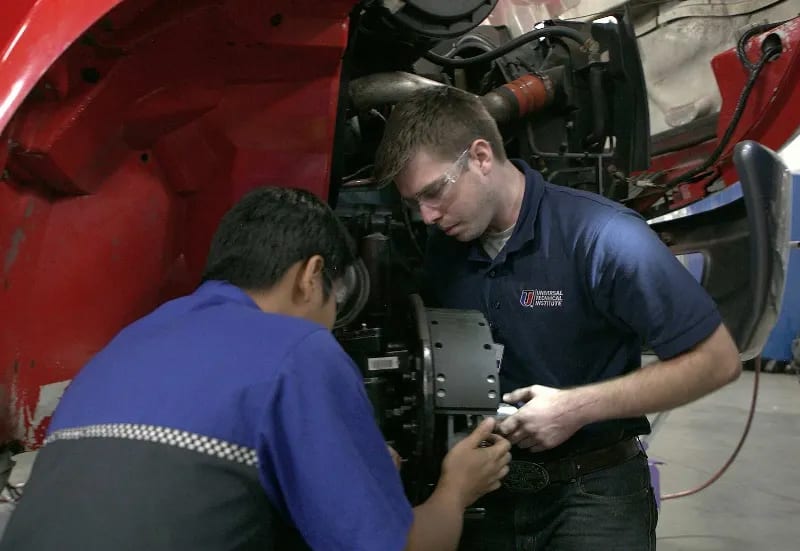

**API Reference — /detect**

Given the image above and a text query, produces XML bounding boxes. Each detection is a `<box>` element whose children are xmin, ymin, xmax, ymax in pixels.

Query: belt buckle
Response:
<box><xmin>503</xmin><ymin>460</ymin><xmax>550</xmax><ymax>494</ymax></box>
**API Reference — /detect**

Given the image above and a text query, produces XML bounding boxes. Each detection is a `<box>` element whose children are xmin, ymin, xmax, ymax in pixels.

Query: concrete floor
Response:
<box><xmin>648</xmin><ymin>370</ymin><xmax>800</xmax><ymax>551</ymax></box>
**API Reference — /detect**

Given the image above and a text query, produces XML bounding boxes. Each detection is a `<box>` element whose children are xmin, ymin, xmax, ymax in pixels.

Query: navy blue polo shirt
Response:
<box><xmin>424</xmin><ymin>160</ymin><xmax>722</xmax><ymax>449</ymax></box>
<box><xmin>1</xmin><ymin>281</ymin><xmax>412</xmax><ymax>551</ymax></box>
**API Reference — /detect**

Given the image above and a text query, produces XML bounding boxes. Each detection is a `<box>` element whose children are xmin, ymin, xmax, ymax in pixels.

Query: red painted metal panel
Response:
<box><xmin>0</xmin><ymin>0</ymin><xmax>126</xmax><ymax>134</ymax></box>
<box><xmin>1</xmin><ymin>0</ymin><xmax>355</xmax><ymax>448</ymax></box>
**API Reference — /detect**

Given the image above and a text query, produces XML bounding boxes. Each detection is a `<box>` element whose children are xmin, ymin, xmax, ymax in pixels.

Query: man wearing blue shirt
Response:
<box><xmin>0</xmin><ymin>187</ymin><xmax>512</xmax><ymax>551</ymax></box>
<box><xmin>373</xmin><ymin>88</ymin><xmax>742</xmax><ymax>549</ymax></box>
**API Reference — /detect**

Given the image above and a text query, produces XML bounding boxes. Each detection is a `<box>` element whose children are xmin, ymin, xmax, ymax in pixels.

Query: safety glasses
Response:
<box><xmin>324</xmin><ymin>264</ymin><xmax>358</xmax><ymax>311</ymax></box>
<box><xmin>403</xmin><ymin>148</ymin><xmax>471</xmax><ymax>210</ymax></box>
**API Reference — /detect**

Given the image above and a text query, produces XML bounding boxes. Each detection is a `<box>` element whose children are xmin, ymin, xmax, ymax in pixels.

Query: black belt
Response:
<box><xmin>503</xmin><ymin>437</ymin><xmax>642</xmax><ymax>493</ymax></box>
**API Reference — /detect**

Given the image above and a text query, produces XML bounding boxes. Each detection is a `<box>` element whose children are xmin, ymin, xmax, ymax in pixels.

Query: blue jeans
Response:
<box><xmin>458</xmin><ymin>451</ymin><xmax>658</xmax><ymax>550</ymax></box>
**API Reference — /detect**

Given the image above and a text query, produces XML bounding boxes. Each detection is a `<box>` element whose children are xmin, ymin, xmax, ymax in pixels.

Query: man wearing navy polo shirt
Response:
<box><xmin>374</xmin><ymin>88</ymin><xmax>742</xmax><ymax>549</ymax></box>
<box><xmin>0</xmin><ymin>187</ymin><xmax>512</xmax><ymax>551</ymax></box>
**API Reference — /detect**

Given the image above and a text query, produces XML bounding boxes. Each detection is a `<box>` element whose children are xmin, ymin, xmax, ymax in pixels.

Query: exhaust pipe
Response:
<box><xmin>348</xmin><ymin>71</ymin><xmax>555</xmax><ymax>124</ymax></box>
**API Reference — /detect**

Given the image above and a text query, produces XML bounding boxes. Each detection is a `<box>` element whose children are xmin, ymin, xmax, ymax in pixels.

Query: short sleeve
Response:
<box><xmin>256</xmin><ymin>329</ymin><xmax>413</xmax><ymax>551</ymax></box>
<box><xmin>589</xmin><ymin>211</ymin><xmax>723</xmax><ymax>359</ymax></box>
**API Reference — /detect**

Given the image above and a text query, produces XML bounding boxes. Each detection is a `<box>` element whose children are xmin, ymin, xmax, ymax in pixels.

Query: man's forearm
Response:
<box><xmin>405</xmin><ymin>488</ymin><xmax>464</xmax><ymax>551</ymax></box>
<box><xmin>566</xmin><ymin>324</ymin><xmax>742</xmax><ymax>426</ymax></box>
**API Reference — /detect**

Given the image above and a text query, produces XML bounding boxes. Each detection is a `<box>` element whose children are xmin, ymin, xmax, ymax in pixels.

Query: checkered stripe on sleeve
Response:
<box><xmin>44</xmin><ymin>424</ymin><xmax>258</xmax><ymax>467</ymax></box>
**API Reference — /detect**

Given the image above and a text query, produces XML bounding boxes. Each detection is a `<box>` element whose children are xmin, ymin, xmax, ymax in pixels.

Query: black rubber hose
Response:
<box><xmin>585</xmin><ymin>64</ymin><xmax>607</xmax><ymax>147</ymax></box>
<box><xmin>663</xmin><ymin>41</ymin><xmax>781</xmax><ymax>188</ymax></box>
<box><xmin>737</xmin><ymin>21</ymin><xmax>786</xmax><ymax>71</ymax></box>
<box><xmin>421</xmin><ymin>26</ymin><xmax>588</xmax><ymax>68</ymax></box>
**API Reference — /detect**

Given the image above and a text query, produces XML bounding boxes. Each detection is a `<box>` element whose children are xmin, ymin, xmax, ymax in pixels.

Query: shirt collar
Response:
<box><xmin>193</xmin><ymin>280</ymin><xmax>261</xmax><ymax>310</ymax></box>
<box><xmin>467</xmin><ymin>159</ymin><xmax>545</xmax><ymax>264</ymax></box>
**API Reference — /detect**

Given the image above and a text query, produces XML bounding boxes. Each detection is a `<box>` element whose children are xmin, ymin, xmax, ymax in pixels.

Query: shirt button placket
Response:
<box><xmin>487</xmin><ymin>268</ymin><xmax>501</xmax><ymax>310</ymax></box>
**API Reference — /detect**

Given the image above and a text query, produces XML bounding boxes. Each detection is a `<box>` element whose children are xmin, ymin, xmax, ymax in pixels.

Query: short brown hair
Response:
<box><xmin>373</xmin><ymin>87</ymin><xmax>507</xmax><ymax>185</ymax></box>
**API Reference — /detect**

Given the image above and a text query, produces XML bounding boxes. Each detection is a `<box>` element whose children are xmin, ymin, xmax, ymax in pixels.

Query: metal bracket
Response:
<box><xmin>425</xmin><ymin>307</ymin><xmax>499</xmax><ymax>412</ymax></box>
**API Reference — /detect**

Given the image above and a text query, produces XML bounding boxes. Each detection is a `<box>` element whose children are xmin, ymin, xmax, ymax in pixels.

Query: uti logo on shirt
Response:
<box><xmin>520</xmin><ymin>289</ymin><xmax>564</xmax><ymax>308</ymax></box>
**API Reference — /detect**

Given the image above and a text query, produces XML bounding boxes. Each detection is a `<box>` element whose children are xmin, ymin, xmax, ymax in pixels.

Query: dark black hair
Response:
<box><xmin>202</xmin><ymin>187</ymin><xmax>357</xmax><ymax>297</ymax></box>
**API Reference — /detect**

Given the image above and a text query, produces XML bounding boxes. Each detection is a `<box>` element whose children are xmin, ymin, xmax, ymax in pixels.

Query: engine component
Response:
<box><xmin>343</xmin><ymin>11</ymin><xmax>650</xmax><ymax>204</ymax></box>
<box><xmin>336</xmin><ymin>292</ymin><xmax>500</xmax><ymax>502</ymax></box>
<box><xmin>348</xmin><ymin>72</ymin><xmax>445</xmax><ymax>112</ymax></box>
<box><xmin>482</xmin><ymin>73</ymin><xmax>554</xmax><ymax>124</ymax></box>
<box><xmin>419</xmin><ymin>24</ymin><xmax>592</xmax><ymax>67</ymax></box>
<box><xmin>348</xmin><ymin>71</ymin><xmax>555</xmax><ymax>126</ymax></box>
<box><xmin>380</xmin><ymin>0</ymin><xmax>500</xmax><ymax>39</ymax></box>
<box><xmin>360</xmin><ymin>232</ymin><xmax>391</xmax><ymax>311</ymax></box>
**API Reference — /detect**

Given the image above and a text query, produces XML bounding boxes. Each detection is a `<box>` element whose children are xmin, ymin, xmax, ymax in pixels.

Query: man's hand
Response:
<box><xmin>437</xmin><ymin>418</ymin><xmax>511</xmax><ymax>509</ymax></box>
<box><xmin>405</xmin><ymin>419</ymin><xmax>510</xmax><ymax>551</ymax></box>
<box><xmin>498</xmin><ymin>385</ymin><xmax>583</xmax><ymax>452</ymax></box>
<box><xmin>495</xmin><ymin>325</ymin><xmax>741</xmax><ymax>453</ymax></box>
